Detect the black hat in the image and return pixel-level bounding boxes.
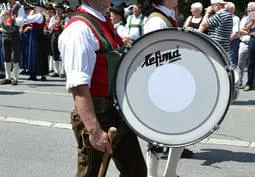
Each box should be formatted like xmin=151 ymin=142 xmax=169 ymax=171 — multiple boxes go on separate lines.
xmin=55 ymin=2 xmax=65 ymax=9
xmin=46 ymin=4 xmax=55 ymax=11
xmin=31 ymin=0 xmax=47 ymax=8
xmin=110 ymin=5 xmax=125 ymax=20
xmin=66 ymin=7 xmax=74 ymax=13
xmin=24 ymin=4 xmax=33 ymax=11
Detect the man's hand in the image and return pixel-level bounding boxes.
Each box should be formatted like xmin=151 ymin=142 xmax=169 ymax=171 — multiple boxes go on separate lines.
xmin=89 ymin=127 xmax=112 ymax=153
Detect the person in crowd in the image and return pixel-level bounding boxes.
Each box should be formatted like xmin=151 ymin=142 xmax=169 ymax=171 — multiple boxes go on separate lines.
xmin=48 ymin=2 xmax=65 ymax=78
xmin=243 ymin=2 xmax=255 ymax=91
xmin=109 ymin=5 xmax=130 ymax=44
xmin=144 ymin=1 xmax=190 ymax=177
xmin=0 ymin=0 xmax=25 ymax=85
xmin=238 ymin=4 xmax=252 ymax=88
xmin=44 ymin=4 xmax=55 ymax=73
xmin=58 ymin=0 xmax=147 ymax=177
xmin=225 ymin=2 xmax=240 ymax=66
xmin=64 ymin=7 xmax=74 ymax=26
xmin=198 ymin=0 xmax=233 ymax=55
xmin=126 ymin=2 xmax=147 ymax=41
xmin=183 ymin=2 xmax=203 ymax=30
xmin=24 ymin=2 xmax=48 ymax=81
xmin=0 ymin=22 xmax=4 ymax=79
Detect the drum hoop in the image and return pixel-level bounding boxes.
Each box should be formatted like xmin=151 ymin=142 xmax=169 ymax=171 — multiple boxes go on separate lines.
xmin=113 ymin=28 xmax=233 ymax=146
xmin=123 ymin=39 xmax=220 ymax=135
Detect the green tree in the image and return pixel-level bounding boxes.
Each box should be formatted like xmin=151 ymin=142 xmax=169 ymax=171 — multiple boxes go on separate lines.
xmin=178 ymin=0 xmax=250 ymax=18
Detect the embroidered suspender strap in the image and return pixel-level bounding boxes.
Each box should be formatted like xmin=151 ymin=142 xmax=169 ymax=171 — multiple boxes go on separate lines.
xmin=73 ymin=13 xmax=113 ymax=52
xmin=148 ymin=12 xmax=173 ymax=27
xmin=128 ymin=15 xmax=145 ymax=36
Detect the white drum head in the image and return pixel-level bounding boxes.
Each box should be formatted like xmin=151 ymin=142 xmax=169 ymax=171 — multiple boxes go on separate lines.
xmin=114 ymin=28 xmax=232 ymax=147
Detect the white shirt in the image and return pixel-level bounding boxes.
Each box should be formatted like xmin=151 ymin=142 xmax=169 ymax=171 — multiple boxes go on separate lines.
xmin=114 ymin=21 xmax=129 ymax=39
xmin=144 ymin=5 xmax=176 ymax=34
xmin=58 ymin=3 xmax=105 ymax=91
xmin=126 ymin=13 xmax=147 ymax=40
xmin=240 ymin=16 xmax=250 ymax=42
xmin=24 ymin=12 xmax=44 ymax=24
xmin=232 ymin=14 xmax=240 ymax=39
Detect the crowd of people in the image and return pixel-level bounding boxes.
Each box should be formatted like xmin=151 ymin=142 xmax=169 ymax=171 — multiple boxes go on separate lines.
xmin=0 ymin=0 xmax=254 ymax=177
xmin=0 ymin=0 xmax=254 ymax=89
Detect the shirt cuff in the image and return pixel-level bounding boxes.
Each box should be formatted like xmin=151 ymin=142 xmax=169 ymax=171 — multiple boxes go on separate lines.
xmin=66 ymin=71 xmax=91 ymax=91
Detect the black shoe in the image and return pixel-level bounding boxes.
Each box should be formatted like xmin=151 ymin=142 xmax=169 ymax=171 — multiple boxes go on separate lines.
xmin=181 ymin=148 xmax=193 ymax=158
xmin=11 ymin=79 xmax=18 ymax=85
xmin=41 ymin=76 xmax=47 ymax=81
xmin=20 ymin=70 xmax=27 ymax=75
xmin=28 ymin=75 xmax=37 ymax=81
xmin=50 ymin=73 xmax=59 ymax=77
xmin=59 ymin=73 xmax=65 ymax=78
xmin=1 ymin=79 xmax=11 ymax=85
xmin=0 ymin=74 xmax=5 ymax=79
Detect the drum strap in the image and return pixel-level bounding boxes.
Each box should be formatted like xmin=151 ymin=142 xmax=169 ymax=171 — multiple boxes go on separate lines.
xmin=148 ymin=11 xmax=178 ymax=28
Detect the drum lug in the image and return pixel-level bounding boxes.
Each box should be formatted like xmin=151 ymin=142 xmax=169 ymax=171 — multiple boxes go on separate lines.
xmin=224 ymin=64 xmax=236 ymax=72
xmin=213 ymin=124 xmax=220 ymax=131
xmin=113 ymin=99 xmax=120 ymax=110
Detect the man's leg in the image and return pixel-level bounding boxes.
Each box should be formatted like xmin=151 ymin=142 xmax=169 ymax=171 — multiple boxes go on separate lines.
xmin=163 ymin=147 xmax=184 ymax=177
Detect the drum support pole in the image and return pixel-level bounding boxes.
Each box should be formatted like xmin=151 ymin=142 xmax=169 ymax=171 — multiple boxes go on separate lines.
xmin=163 ymin=147 xmax=184 ymax=177
xmin=97 ymin=127 xmax=117 ymax=177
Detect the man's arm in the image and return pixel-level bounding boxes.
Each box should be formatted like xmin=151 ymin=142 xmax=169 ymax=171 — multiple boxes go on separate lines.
xmin=198 ymin=6 xmax=213 ymax=32
xmin=70 ymin=84 xmax=112 ymax=153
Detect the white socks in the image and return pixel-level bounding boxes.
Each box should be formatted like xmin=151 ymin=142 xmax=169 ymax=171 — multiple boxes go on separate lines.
xmin=13 ymin=63 xmax=19 ymax=81
xmin=4 ymin=62 xmax=11 ymax=80
xmin=147 ymin=150 xmax=160 ymax=177
xmin=163 ymin=147 xmax=184 ymax=177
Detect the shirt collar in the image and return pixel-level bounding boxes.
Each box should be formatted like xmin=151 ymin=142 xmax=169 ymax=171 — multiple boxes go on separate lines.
xmin=155 ymin=5 xmax=176 ymax=20
xmin=81 ymin=3 xmax=106 ymax=22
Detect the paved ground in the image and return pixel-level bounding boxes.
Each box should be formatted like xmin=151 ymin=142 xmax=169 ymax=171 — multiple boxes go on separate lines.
xmin=0 ymin=74 xmax=254 ymax=177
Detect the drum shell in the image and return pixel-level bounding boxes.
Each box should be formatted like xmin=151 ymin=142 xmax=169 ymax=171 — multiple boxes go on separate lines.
xmin=114 ymin=28 xmax=235 ymax=147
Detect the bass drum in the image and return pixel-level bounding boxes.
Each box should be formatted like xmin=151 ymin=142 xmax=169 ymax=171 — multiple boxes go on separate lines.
xmin=114 ymin=28 xmax=235 ymax=147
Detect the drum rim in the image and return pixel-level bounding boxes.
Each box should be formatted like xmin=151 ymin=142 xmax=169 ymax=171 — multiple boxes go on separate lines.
xmin=113 ymin=28 xmax=233 ymax=147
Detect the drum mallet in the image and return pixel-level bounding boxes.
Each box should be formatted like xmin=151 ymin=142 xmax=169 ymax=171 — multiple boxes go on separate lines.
xmin=97 ymin=127 xmax=117 ymax=177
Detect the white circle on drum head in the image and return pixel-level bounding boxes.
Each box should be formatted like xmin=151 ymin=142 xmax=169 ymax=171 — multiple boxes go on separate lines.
xmin=148 ymin=64 xmax=196 ymax=112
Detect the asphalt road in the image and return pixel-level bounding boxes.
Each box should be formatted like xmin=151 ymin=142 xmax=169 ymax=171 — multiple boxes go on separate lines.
xmin=0 ymin=74 xmax=255 ymax=177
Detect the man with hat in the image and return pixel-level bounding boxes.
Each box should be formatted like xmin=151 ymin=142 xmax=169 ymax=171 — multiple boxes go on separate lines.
xmin=0 ymin=0 xmax=25 ymax=85
xmin=198 ymin=0 xmax=233 ymax=55
xmin=48 ymin=2 xmax=65 ymax=78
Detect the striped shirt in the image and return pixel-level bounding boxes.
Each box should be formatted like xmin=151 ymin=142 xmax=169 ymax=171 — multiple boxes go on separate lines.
xmin=207 ymin=9 xmax=233 ymax=52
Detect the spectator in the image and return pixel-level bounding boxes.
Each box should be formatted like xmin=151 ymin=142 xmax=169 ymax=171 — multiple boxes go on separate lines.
xmin=125 ymin=2 xmax=147 ymax=41
xmin=226 ymin=2 xmax=240 ymax=66
xmin=243 ymin=2 xmax=255 ymax=91
xmin=184 ymin=2 xmax=203 ymax=30
xmin=238 ymin=6 xmax=251 ymax=88
xmin=198 ymin=0 xmax=233 ymax=55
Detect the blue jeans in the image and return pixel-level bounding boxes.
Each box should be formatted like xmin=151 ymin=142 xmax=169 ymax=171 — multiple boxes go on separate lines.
xmin=230 ymin=38 xmax=240 ymax=65
xmin=246 ymin=37 xmax=255 ymax=87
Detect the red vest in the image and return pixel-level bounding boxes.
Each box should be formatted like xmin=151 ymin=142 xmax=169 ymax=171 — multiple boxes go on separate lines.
xmin=66 ymin=8 xmax=123 ymax=97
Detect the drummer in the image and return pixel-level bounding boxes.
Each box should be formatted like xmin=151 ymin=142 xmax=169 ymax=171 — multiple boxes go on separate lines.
xmin=143 ymin=0 xmax=191 ymax=177
xmin=58 ymin=0 xmax=147 ymax=177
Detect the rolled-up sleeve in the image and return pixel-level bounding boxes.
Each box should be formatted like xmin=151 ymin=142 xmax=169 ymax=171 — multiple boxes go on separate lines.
xmin=58 ymin=20 xmax=99 ymax=91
